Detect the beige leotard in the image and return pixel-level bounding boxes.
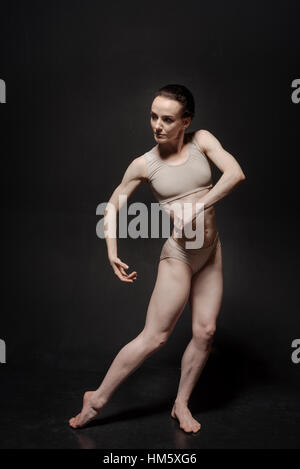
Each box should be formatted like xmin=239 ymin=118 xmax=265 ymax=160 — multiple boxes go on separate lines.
xmin=143 ymin=131 xmax=213 ymax=206
xmin=143 ymin=131 xmax=220 ymax=275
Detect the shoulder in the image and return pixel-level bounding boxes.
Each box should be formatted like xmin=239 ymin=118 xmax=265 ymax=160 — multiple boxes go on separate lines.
xmin=193 ymin=129 xmax=222 ymax=153
xmin=125 ymin=154 xmax=148 ymax=182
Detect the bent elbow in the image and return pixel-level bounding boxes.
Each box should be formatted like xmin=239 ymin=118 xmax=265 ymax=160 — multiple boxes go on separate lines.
xmin=233 ymin=170 xmax=246 ymax=182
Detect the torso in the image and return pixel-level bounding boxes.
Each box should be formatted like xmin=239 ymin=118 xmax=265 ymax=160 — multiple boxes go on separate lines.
xmin=141 ymin=131 xmax=218 ymax=248
xmin=168 ymin=189 xmax=217 ymax=248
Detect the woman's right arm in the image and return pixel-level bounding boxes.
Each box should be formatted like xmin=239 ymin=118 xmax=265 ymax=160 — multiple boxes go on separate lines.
xmin=104 ymin=155 xmax=148 ymax=283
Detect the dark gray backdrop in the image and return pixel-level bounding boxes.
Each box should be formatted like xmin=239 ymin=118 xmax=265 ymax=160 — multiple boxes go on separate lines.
xmin=1 ymin=1 xmax=299 ymax=397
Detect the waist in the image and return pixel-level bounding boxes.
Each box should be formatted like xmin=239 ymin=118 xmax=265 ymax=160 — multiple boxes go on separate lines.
xmin=159 ymin=184 xmax=213 ymax=206
xmin=171 ymin=230 xmax=219 ymax=251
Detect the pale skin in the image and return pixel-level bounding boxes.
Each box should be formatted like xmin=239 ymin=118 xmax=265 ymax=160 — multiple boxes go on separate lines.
xmin=69 ymin=96 xmax=246 ymax=433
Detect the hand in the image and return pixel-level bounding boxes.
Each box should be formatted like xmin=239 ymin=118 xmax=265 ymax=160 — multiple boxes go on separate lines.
xmin=109 ymin=256 xmax=137 ymax=283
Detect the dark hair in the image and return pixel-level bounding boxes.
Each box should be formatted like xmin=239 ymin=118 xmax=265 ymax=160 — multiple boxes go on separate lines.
xmin=153 ymin=84 xmax=195 ymax=120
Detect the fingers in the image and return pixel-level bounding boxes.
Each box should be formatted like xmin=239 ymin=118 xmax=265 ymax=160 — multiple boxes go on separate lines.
xmin=113 ymin=259 xmax=138 ymax=283
xmin=119 ymin=268 xmax=137 ymax=282
xmin=115 ymin=270 xmax=137 ymax=282
xmin=126 ymin=271 xmax=137 ymax=282
xmin=114 ymin=269 xmax=132 ymax=282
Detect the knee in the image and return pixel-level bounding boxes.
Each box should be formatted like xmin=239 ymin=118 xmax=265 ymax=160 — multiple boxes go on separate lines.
xmin=192 ymin=323 xmax=216 ymax=349
xmin=152 ymin=331 xmax=170 ymax=349
xmin=142 ymin=330 xmax=170 ymax=351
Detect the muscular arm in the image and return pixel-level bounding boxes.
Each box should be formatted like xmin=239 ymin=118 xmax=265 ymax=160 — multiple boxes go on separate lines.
xmin=194 ymin=129 xmax=246 ymax=211
xmin=104 ymin=155 xmax=147 ymax=260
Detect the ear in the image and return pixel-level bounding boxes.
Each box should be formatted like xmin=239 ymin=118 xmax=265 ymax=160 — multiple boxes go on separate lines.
xmin=183 ymin=117 xmax=192 ymax=128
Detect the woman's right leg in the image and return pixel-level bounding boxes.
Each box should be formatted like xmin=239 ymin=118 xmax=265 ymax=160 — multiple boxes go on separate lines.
xmin=69 ymin=256 xmax=193 ymax=428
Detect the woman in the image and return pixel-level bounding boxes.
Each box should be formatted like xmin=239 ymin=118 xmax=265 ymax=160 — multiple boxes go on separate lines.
xmin=69 ymin=84 xmax=246 ymax=433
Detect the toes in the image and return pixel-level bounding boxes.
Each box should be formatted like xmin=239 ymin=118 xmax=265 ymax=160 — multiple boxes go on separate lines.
xmin=70 ymin=413 xmax=81 ymax=428
xmin=74 ymin=415 xmax=81 ymax=427
xmin=69 ymin=418 xmax=76 ymax=428
xmin=180 ymin=425 xmax=192 ymax=433
xmin=179 ymin=421 xmax=201 ymax=433
xmin=192 ymin=423 xmax=201 ymax=433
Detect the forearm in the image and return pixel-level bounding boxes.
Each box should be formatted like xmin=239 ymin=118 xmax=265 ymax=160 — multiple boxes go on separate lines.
xmin=199 ymin=171 xmax=245 ymax=211
xmin=103 ymin=183 xmax=131 ymax=260
xmin=105 ymin=236 xmax=117 ymax=260
xmin=104 ymin=206 xmax=118 ymax=259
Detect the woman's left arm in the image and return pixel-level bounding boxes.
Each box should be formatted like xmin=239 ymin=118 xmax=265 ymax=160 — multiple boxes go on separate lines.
xmin=195 ymin=129 xmax=246 ymax=210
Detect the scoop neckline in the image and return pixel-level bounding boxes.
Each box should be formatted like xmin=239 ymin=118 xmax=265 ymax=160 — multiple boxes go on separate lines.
xmin=154 ymin=136 xmax=193 ymax=167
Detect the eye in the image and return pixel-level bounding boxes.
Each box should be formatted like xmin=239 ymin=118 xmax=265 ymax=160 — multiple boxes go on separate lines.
xmin=150 ymin=114 xmax=173 ymax=123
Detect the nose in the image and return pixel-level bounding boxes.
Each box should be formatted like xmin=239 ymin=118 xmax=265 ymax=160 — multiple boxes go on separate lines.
xmin=155 ymin=119 xmax=163 ymax=131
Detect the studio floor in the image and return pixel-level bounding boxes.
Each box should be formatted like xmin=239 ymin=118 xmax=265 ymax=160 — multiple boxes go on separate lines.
xmin=1 ymin=356 xmax=300 ymax=449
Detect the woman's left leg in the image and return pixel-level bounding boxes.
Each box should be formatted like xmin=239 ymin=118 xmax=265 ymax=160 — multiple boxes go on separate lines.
xmin=171 ymin=241 xmax=223 ymax=433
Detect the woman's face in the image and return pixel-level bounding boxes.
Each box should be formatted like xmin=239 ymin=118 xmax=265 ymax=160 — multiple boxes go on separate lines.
xmin=150 ymin=96 xmax=190 ymax=142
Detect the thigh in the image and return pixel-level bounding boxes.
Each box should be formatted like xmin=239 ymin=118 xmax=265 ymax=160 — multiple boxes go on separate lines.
xmin=189 ymin=241 xmax=223 ymax=330
xmin=143 ymin=257 xmax=193 ymax=337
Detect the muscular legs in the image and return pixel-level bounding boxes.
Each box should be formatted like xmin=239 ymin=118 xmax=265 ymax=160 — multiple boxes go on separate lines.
xmin=69 ymin=256 xmax=193 ymax=428
xmin=69 ymin=243 xmax=223 ymax=432
xmin=171 ymin=242 xmax=223 ymax=431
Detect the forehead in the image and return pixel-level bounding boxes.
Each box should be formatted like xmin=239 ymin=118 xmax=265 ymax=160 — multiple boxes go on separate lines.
xmin=151 ymin=96 xmax=181 ymax=116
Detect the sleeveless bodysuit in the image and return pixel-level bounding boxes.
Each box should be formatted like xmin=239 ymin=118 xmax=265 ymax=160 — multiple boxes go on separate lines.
xmin=143 ymin=131 xmax=221 ymax=275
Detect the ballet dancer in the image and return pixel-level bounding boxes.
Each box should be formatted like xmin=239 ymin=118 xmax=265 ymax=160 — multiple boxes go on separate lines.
xmin=69 ymin=84 xmax=246 ymax=433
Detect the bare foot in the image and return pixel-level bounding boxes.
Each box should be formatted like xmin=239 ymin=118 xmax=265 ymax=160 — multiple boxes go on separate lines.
xmin=69 ymin=391 xmax=106 ymax=429
xmin=171 ymin=402 xmax=201 ymax=433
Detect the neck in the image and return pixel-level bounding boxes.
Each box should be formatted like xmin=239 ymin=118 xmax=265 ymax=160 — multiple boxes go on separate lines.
xmin=157 ymin=131 xmax=187 ymax=157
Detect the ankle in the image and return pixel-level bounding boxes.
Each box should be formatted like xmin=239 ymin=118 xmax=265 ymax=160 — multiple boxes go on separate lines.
xmin=174 ymin=398 xmax=189 ymax=407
